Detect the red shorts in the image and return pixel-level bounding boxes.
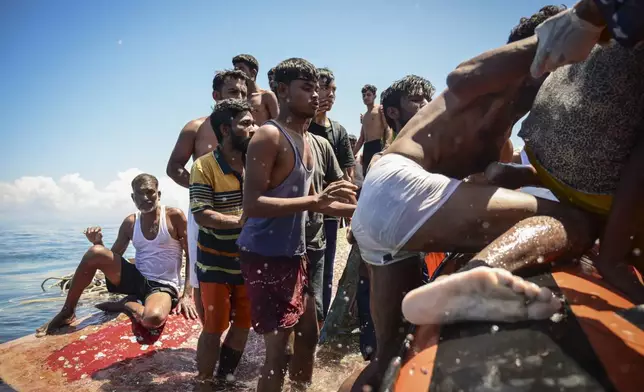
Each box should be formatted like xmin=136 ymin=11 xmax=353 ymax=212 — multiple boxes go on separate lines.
xmin=239 ymin=251 xmax=308 ymax=335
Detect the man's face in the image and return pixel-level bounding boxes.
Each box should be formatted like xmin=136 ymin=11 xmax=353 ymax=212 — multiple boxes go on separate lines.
xmin=227 ymin=111 xmax=256 ymax=153
xmin=319 ymin=79 xmax=337 ymax=112
xmin=362 ymin=90 xmax=375 ymax=105
xmin=131 ymin=182 xmax=160 ymax=213
xmin=234 ymin=62 xmax=257 ymax=81
xmin=282 ymin=79 xmax=319 ymax=118
xmin=214 ymin=77 xmax=248 ymax=101
xmin=399 ymin=92 xmax=429 ymax=127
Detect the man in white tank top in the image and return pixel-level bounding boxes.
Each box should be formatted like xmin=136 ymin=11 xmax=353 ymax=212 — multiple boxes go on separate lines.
xmin=36 ymin=174 xmax=198 ymax=337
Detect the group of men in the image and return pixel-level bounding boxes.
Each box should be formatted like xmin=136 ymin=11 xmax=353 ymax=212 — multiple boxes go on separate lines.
xmin=36 ymin=1 xmax=644 ymax=391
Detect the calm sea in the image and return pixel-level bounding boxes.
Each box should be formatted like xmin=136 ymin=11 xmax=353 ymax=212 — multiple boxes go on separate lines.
xmin=0 ymin=224 xmax=134 ymax=343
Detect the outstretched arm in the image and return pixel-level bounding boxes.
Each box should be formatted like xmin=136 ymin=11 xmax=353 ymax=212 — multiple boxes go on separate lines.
xmin=166 ymin=120 xmax=202 ymax=188
xmin=446 ymin=36 xmax=538 ymax=106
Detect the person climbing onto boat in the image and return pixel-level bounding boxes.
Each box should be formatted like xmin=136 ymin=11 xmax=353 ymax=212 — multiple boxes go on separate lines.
xmin=238 ymin=58 xmax=357 ymax=392
xmin=233 ymin=54 xmax=279 ymax=126
xmin=36 ymin=174 xmax=198 ymax=337
xmin=348 ymin=6 xmax=591 ymax=390
xmin=166 ymin=69 xmax=249 ymax=323
xmin=190 ymin=99 xmax=257 ymax=382
xmin=353 ymin=84 xmax=392 ymax=176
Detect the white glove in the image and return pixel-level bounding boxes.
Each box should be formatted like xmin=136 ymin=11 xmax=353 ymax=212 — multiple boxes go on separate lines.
xmin=530 ymin=8 xmax=604 ymax=78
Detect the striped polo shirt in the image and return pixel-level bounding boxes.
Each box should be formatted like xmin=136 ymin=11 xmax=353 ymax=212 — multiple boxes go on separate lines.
xmin=189 ymin=148 xmax=244 ymax=285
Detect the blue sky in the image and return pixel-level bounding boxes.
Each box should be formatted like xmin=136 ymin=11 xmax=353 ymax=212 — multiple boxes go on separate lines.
xmin=0 ymin=0 xmax=571 ymax=223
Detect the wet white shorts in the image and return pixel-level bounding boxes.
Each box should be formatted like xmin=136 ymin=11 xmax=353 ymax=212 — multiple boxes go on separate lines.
xmin=187 ymin=209 xmax=199 ymax=288
xmin=351 ymin=153 xmax=461 ymax=265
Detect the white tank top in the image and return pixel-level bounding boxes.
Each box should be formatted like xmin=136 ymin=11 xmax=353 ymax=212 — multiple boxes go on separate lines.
xmin=132 ymin=205 xmax=183 ymax=290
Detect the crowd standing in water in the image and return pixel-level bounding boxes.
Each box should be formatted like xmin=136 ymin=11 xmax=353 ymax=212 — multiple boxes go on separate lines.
xmin=35 ymin=0 xmax=644 ymax=391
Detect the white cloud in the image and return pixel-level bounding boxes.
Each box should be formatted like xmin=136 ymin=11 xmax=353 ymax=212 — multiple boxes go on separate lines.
xmin=0 ymin=169 xmax=188 ymax=225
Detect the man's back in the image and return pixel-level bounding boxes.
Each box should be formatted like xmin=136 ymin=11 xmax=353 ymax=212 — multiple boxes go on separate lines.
xmin=248 ymin=89 xmax=277 ymax=126
xmin=520 ymin=42 xmax=644 ymax=194
xmin=193 ymin=118 xmax=219 ymax=159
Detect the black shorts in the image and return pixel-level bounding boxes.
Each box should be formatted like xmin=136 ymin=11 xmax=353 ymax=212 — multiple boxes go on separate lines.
xmin=106 ymin=257 xmax=179 ymax=309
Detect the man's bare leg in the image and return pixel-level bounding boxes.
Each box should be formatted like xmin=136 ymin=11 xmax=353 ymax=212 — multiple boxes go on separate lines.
xmin=139 ymin=292 xmax=172 ymax=329
xmin=196 ymin=331 xmax=222 ymax=380
xmin=36 ymin=245 xmax=123 ymax=336
xmin=258 ymin=329 xmax=292 ymax=392
xmin=349 ymin=256 xmax=423 ymax=392
xmin=404 ymin=183 xmax=596 ymax=257
xmin=402 ymin=267 xmax=561 ymax=325
xmin=289 ymin=295 xmax=319 ymax=390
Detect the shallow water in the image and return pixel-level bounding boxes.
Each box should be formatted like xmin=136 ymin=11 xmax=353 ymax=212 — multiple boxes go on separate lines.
xmin=0 ymin=223 xmax=364 ymax=391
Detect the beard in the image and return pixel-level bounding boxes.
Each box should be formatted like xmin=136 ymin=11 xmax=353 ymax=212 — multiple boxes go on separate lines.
xmin=138 ymin=202 xmax=158 ymax=214
xmin=232 ymin=134 xmax=251 ymax=154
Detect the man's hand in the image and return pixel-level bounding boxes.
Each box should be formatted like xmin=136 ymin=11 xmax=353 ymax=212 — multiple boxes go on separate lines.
xmin=174 ymin=295 xmax=198 ymax=320
xmin=315 ymin=180 xmax=358 ymax=209
xmin=346 ymin=228 xmax=356 ymax=245
xmin=84 ymin=227 xmax=104 ymax=245
xmin=531 ymin=7 xmax=604 ymax=78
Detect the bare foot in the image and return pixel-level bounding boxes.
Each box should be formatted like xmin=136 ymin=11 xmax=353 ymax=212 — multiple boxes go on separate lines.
xmin=401 ymin=267 xmax=561 ymax=325
xmin=36 ymin=309 xmax=76 ymax=337
xmin=95 ymin=295 xmax=137 ymax=313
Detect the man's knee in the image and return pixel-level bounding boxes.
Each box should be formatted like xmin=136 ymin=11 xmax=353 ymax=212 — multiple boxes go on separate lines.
xmin=82 ymin=245 xmax=112 ymax=266
xmin=142 ymin=307 xmax=168 ymax=329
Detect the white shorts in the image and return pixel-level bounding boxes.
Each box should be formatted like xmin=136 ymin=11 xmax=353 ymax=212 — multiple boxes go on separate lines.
xmin=187 ymin=209 xmax=199 ymax=288
xmin=351 ymin=153 xmax=461 ymax=265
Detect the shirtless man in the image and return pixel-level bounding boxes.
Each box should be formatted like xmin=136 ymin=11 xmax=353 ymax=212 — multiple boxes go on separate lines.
xmin=350 ymin=6 xmax=582 ymax=390
xmin=36 ymin=174 xmax=198 ymax=336
xmin=166 ymin=69 xmax=248 ymax=321
xmin=238 ymin=58 xmax=356 ymax=392
xmin=233 ymin=54 xmax=279 ymax=126
xmin=353 ymin=84 xmax=392 ymax=176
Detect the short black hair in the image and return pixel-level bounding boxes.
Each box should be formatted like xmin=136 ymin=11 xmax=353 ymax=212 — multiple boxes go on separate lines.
xmin=318 ymin=67 xmax=335 ymax=88
xmin=508 ymin=5 xmax=566 ymax=43
xmin=381 ymin=75 xmax=436 ymax=129
xmin=131 ymin=173 xmax=158 ymax=190
xmin=209 ymin=99 xmax=253 ymax=144
xmin=273 ymin=58 xmax=319 ymax=99
xmin=348 ymin=134 xmax=357 ymax=144
xmin=267 ymin=67 xmax=277 ymax=94
xmin=212 ymin=69 xmax=247 ymax=93
xmin=232 ymin=54 xmax=259 ymax=73
xmin=361 ymin=84 xmax=377 ymax=95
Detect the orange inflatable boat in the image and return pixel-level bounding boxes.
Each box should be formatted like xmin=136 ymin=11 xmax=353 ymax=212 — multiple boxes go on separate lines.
xmin=390 ymin=258 xmax=644 ymax=392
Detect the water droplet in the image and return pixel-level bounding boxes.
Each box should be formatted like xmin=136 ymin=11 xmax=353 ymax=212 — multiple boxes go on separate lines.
xmin=337 ymin=343 xmax=343 ymax=349
xmin=393 ymin=357 xmax=402 ymax=366
xmin=365 ymin=346 xmax=373 ymax=354
xmin=292 ymin=185 xmax=299 ymax=192
xmin=268 ymin=230 xmax=273 ymax=235
xmin=550 ymin=313 xmax=564 ymax=323
xmin=427 ymin=134 xmax=431 ymax=138
xmin=208 ymin=305 xmax=214 ymax=311
xmin=360 ymin=279 xmax=364 ymax=284
xmin=253 ymin=157 xmax=256 ymax=160
xmin=270 ymin=369 xmax=275 ymax=375
xmin=633 ymin=248 xmax=641 ymax=257
xmin=515 ymin=358 xmax=522 ymax=367
xmin=537 ymin=256 xmax=545 ymax=263
xmin=481 ymin=221 xmax=490 ymax=229
xmin=207 ymin=144 xmax=212 ymax=149
xmin=286 ymin=117 xmax=292 ymax=123
xmin=226 ymin=374 xmax=235 ymax=382
xmin=595 ymin=239 xmax=600 ymax=245
xmin=257 ymin=269 xmax=262 ymax=274
xmin=362 ymin=386 xmax=373 ymax=392
xmin=273 ymin=330 xmax=278 ymax=335
xmin=409 ymin=368 xmax=415 ymax=376
xmin=298 ymin=332 xmax=302 ymax=336
xmin=343 ymin=296 xmax=350 ymax=302
xmin=406 ymin=334 xmax=414 ymax=341
xmin=455 ymin=358 xmax=460 ymax=364
xmin=264 ymin=263 xmax=269 ymax=268
xmin=491 ymin=325 xmax=499 ymax=333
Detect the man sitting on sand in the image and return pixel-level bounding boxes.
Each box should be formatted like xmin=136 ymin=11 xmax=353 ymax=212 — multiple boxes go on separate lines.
xmin=166 ymin=69 xmax=249 ymax=323
xmin=37 ymin=174 xmax=197 ymax=337
xmin=350 ymin=6 xmax=586 ymax=390
xmin=233 ymin=54 xmax=279 ymax=126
